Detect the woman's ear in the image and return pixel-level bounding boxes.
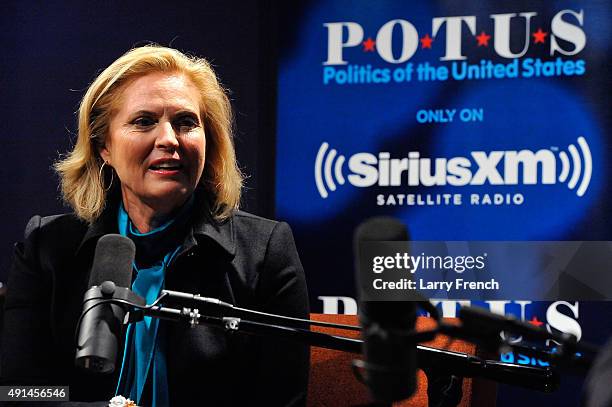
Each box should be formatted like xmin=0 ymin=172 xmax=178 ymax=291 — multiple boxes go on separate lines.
xmin=98 ymin=143 xmax=111 ymax=165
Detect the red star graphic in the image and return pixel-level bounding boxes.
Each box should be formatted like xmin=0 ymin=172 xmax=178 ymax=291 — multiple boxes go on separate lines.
xmin=528 ymin=316 xmax=544 ymax=327
xmin=420 ymin=33 xmax=433 ymax=49
xmin=362 ymin=37 xmax=376 ymax=52
xmin=532 ymin=28 xmax=548 ymax=44
xmin=476 ymin=31 xmax=491 ymax=47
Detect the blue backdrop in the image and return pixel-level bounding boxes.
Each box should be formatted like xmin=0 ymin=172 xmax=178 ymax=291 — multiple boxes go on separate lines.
xmin=276 ymin=1 xmax=612 ymax=406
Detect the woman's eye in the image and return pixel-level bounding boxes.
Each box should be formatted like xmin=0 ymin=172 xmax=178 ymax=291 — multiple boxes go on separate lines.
xmin=132 ymin=117 xmax=156 ymax=127
xmin=175 ymin=116 xmax=200 ymax=131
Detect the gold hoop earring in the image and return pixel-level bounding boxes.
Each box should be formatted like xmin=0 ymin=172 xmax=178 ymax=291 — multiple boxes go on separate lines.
xmin=99 ymin=161 xmax=114 ymax=192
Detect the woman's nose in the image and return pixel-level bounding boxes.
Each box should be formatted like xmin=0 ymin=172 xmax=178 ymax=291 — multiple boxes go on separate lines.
xmin=155 ymin=121 xmax=180 ymax=150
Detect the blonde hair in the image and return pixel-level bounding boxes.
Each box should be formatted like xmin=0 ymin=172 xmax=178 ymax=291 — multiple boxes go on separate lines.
xmin=55 ymin=45 xmax=243 ymax=223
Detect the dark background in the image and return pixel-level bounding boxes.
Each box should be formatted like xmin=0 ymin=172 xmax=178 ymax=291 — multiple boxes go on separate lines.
xmin=0 ymin=0 xmax=279 ymax=279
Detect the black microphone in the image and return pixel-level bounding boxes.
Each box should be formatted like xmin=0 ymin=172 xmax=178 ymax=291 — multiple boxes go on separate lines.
xmin=75 ymin=234 xmax=135 ymax=373
xmin=353 ymin=217 xmax=417 ymax=403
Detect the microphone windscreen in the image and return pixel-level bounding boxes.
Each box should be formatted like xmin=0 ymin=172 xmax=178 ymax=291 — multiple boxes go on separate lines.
xmin=353 ymin=216 xmax=417 ymax=402
xmin=89 ymin=234 xmax=135 ymax=288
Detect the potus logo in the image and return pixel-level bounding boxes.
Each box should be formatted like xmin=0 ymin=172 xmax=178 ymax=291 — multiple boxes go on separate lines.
xmin=324 ymin=9 xmax=586 ymax=65
xmin=322 ymin=10 xmax=587 ymax=86
xmin=314 ymin=137 xmax=592 ymax=199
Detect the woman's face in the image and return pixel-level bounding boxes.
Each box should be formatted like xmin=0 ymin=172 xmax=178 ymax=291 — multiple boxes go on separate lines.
xmin=100 ymin=72 xmax=206 ymax=215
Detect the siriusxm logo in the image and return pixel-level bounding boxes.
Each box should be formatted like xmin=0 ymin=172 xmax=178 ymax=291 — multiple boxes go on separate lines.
xmin=314 ymin=137 xmax=592 ymax=198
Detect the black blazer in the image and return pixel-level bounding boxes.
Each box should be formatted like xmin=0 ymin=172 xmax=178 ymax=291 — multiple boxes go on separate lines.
xmin=1 ymin=199 xmax=310 ymax=406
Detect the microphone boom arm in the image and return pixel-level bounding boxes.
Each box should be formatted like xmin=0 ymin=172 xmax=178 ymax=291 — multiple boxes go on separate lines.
xmin=128 ymin=303 xmax=560 ymax=393
xmin=83 ymin=283 xmax=560 ymax=393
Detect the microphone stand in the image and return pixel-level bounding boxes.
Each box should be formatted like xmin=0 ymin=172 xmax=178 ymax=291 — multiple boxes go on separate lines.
xmin=153 ymin=289 xmax=587 ymax=382
xmin=125 ymin=299 xmax=560 ymax=393
xmin=87 ymin=284 xmax=592 ymax=405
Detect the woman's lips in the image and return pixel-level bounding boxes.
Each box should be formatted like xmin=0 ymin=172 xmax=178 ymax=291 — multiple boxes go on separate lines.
xmin=149 ymin=168 xmax=181 ymax=175
xmin=148 ymin=159 xmax=183 ymax=175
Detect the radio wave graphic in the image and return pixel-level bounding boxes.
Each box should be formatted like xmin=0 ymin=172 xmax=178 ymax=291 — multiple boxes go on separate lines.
xmin=315 ymin=142 xmax=345 ymax=199
xmin=557 ymin=136 xmax=592 ymax=197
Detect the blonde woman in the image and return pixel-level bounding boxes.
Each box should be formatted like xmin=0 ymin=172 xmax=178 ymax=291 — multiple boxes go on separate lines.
xmin=2 ymin=45 xmax=309 ymax=406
